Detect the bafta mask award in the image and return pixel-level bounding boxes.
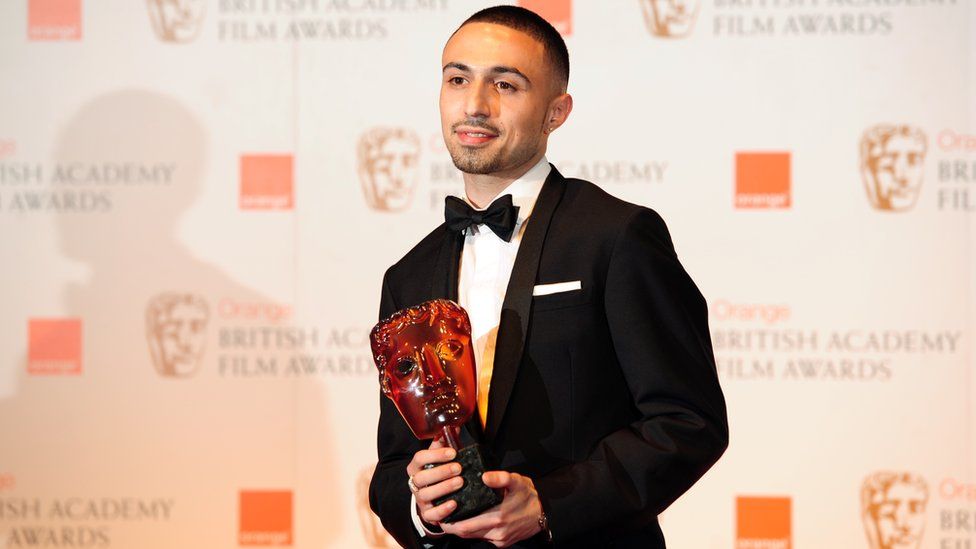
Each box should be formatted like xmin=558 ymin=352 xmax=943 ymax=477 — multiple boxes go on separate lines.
xmin=370 ymin=299 xmax=502 ymax=522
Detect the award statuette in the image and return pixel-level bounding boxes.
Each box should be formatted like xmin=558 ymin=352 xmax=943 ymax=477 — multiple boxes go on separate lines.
xmin=370 ymin=299 xmax=502 ymax=523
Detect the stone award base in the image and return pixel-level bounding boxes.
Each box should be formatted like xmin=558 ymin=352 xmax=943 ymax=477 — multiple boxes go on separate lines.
xmin=426 ymin=443 xmax=503 ymax=523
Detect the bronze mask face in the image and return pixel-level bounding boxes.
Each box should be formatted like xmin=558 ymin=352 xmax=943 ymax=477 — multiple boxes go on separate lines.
xmin=370 ymin=299 xmax=477 ymax=440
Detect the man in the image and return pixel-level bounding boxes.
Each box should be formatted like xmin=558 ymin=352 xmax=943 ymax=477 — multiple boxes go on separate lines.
xmin=369 ymin=6 xmax=728 ymax=548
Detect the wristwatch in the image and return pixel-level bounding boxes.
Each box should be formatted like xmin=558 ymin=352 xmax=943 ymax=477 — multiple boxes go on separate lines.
xmin=538 ymin=511 xmax=553 ymax=543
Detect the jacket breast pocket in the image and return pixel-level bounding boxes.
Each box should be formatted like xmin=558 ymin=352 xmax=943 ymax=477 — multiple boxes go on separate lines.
xmin=531 ymin=284 xmax=591 ymax=313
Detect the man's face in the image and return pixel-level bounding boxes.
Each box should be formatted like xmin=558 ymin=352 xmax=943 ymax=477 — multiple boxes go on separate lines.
xmin=868 ymin=134 xmax=926 ymax=210
xmin=440 ymin=23 xmax=555 ymax=178
xmin=155 ymin=302 xmax=208 ymax=376
xmin=372 ymin=305 xmax=477 ymax=440
xmin=869 ymin=483 xmax=928 ymax=549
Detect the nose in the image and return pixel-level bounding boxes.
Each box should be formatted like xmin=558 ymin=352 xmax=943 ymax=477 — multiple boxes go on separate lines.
xmin=176 ymin=323 xmax=192 ymax=348
xmin=893 ymin=155 xmax=908 ymax=183
xmin=464 ymin=80 xmax=491 ymax=120
xmin=420 ymin=345 xmax=447 ymax=383
xmin=891 ymin=504 xmax=913 ymax=533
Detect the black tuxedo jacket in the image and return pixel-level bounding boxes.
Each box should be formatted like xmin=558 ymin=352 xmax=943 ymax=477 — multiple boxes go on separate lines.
xmin=369 ymin=167 xmax=728 ymax=548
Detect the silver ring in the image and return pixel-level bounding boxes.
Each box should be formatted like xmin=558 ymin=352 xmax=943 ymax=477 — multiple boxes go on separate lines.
xmin=407 ymin=476 xmax=420 ymax=493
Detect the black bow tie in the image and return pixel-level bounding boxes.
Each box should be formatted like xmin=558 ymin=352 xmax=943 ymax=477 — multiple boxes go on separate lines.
xmin=444 ymin=194 xmax=520 ymax=242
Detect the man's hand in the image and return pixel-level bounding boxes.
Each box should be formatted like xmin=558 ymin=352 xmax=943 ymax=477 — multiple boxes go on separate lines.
xmin=407 ymin=437 xmax=463 ymax=529
xmin=441 ymin=471 xmax=544 ymax=548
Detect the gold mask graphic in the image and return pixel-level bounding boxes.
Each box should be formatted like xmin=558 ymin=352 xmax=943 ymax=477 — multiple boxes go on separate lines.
xmin=358 ymin=128 xmax=421 ymax=212
xmin=860 ymin=125 xmax=927 ymax=212
xmin=861 ymin=472 xmax=929 ymax=549
xmin=640 ymin=0 xmax=700 ymax=38
xmin=147 ymin=0 xmax=206 ymax=43
xmin=146 ymin=293 xmax=209 ymax=378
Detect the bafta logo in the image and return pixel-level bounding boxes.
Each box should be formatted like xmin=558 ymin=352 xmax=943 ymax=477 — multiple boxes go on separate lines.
xmin=640 ymin=0 xmax=700 ymax=38
xmin=146 ymin=293 xmax=209 ymax=378
xmin=860 ymin=125 xmax=928 ymax=212
xmin=861 ymin=471 xmax=929 ymax=549
xmin=146 ymin=0 xmax=206 ymax=43
xmin=357 ymin=127 xmax=421 ymax=212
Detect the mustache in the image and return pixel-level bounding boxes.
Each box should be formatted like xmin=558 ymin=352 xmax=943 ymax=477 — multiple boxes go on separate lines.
xmin=452 ymin=119 xmax=500 ymax=134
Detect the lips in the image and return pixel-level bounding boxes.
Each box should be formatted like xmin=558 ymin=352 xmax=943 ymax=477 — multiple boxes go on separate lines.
xmin=454 ymin=125 xmax=498 ymax=146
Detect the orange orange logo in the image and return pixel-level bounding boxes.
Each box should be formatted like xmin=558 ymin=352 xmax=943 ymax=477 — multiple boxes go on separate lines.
xmin=239 ymin=490 xmax=293 ymax=546
xmin=240 ymin=154 xmax=294 ymax=210
xmin=639 ymin=0 xmax=699 ymax=38
xmin=357 ymin=128 xmax=420 ymax=212
xmin=518 ymin=0 xmax=572 ymax=36
xmin=146 ymin=0 xmax=206 ymax=43
xmin=146 ymin=293 xmax=209 ymax=378
xmin=28 ymin=318 xmax=82 ymax=375
xmin=735 ymin=152 xmax=791 ymax=209
xmin=861 ymin=472 xmax=929 ymax=549
xmin=736 ymin=496 xmax=791 ymax=549
xmin=860 ymin=125 xmax=927 ymax=212
xmin=29 ymin=0 xmax=82 ymax=41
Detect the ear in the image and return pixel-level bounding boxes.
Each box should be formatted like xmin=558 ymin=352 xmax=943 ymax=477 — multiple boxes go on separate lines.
xmin=380 ymin=374 xmax=392 ymax=396
xmin=544 ymin=93 xmax=573 ymax=134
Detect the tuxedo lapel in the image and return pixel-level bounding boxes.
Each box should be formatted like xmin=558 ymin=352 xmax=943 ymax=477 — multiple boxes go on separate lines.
xmin=430 ymin=226 xmax=462 ymax=303
xmin=484 ymin=166 xmax=565 ymax=441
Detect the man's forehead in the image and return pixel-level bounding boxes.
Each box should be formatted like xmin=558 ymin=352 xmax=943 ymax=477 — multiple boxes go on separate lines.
xmin=442 ymin=22 xmax=545 ymax=72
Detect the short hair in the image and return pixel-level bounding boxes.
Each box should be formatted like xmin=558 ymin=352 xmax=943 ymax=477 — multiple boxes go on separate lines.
xmin=457 ymin=5 xmax=570 ymax=92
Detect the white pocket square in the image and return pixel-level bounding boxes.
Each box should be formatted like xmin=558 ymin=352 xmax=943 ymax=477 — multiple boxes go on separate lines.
xmin=532 ymin=280 xmax=582 ymax=296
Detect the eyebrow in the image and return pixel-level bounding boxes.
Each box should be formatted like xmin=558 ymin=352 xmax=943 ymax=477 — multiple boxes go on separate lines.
xmin=442 ymin=62 xmax=532 ymax=86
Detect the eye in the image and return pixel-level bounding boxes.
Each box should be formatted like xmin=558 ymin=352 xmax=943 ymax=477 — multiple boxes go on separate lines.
xmin=448 ymin=76 xmax=466 ymax=86
xmin=395 ymin=358 xmax=416 ymax=377
xmin=436 ymin=339 xmax=463 ymax=361
xmin=495 ymin=81 xmax=515 ymax=92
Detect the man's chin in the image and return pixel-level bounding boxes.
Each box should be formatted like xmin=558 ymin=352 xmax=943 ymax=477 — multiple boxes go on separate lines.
xmin=449 ymin=153 xmax=501 ymax=175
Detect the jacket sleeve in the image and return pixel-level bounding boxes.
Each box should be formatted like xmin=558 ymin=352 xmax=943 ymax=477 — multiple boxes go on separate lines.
xmin=367 ymin=270 xmax=446 ymax=549
xmin=533 ymin=207 xmax=729 ymax=543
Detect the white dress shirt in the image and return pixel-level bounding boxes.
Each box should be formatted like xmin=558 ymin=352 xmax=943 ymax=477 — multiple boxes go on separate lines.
xmin=410 ymin=156 xmax=551 ymax=539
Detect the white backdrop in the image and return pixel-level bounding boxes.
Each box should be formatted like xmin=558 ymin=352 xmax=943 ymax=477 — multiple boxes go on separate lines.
xmin=0 ymin=1 xmax=973 ymax=547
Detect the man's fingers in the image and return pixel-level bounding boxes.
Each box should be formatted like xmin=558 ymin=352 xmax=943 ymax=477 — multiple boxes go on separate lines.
xmin=428 ymin=437 xmax=447 ymax=450
xmin=481 ymin=470 xmax=513 ymax=489
xmin=407 ymin=447 xmax=457 ymax=477
xmin=413 ymin=460 xmax=461 ymax=492
xmin=417 ymin=474 xmax=464 ymax=504
xmin=420 ymin=498 xmax=457 ymax=524
xmin=446 ymin=505 xmax=502 ymax=535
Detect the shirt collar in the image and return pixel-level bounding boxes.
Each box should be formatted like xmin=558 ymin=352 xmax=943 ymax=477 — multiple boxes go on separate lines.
xmin=463 ymin=156 xmax=551 ymax=227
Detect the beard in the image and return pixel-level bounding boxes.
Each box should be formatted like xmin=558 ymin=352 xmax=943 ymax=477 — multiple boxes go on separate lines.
xmin=445 ymin=119 xmax=543 ymax=175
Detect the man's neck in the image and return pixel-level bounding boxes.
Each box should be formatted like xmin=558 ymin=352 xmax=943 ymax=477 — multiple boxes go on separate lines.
xmin=462 ymin=150 xmax=546 ymax=208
